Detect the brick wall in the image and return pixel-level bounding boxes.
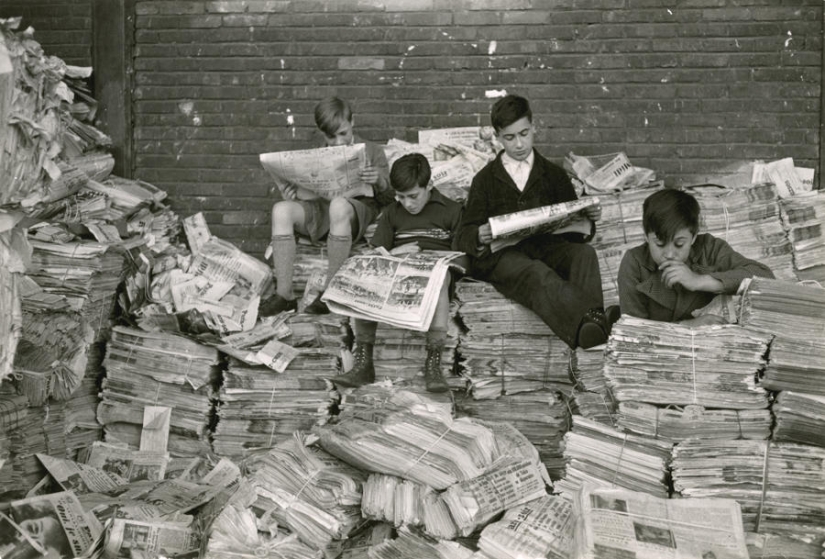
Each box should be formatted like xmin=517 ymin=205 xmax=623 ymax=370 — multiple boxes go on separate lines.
xmin=110 ymin=1 xmax=825 ymax=255
xmin=0 ymin=0 xmax=92 ymax=66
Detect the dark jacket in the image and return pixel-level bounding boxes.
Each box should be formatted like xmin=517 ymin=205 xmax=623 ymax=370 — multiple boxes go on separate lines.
xmin=618 ymin=233 xmax=776 ymax=322
xmin=455 ymin=149 xmax=580 ymax=276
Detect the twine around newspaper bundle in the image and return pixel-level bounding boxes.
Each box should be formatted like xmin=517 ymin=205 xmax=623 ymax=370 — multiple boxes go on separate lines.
xmin=754 ymin=441 xmax=771 ymax=533
xmin=690 ymin=330 xmax=699 ymax=405
xmin=400 ymin=424 xmax=453 ymax=480
xmin=616 ymin=190 xmax=628 ymax=244
xmin=58 ymin=243 xmax=83 ymax=287
xmin=611 ymin=432 xmax=628 ymax=488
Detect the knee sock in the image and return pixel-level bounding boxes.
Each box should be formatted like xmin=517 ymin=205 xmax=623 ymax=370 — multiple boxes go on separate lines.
xmin=271 ymin=234 xmax=296 ymax=300
xmin=325 ymin=233 xmax=352 ymax=289
xmin=426 ymin=327 xmax=447 ymax=349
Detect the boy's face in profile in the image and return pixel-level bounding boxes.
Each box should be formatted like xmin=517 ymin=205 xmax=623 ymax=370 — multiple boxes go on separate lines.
xmin=645 ymin=227 xmax=696 ymax=267
xmin=324 ymin=120 xmax=354 ymax=147
xmin=495 ymin=116 xmax=534 ymax=161
xmin=395 ymin=184 xmax=431 ymax=215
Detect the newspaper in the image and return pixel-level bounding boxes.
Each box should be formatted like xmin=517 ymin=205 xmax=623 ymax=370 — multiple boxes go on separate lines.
xmin=575 ymin=485 xmax=749 ymax=559
xmin=260 ymin=143 xmax=371 ymax=200
xmin=183 ymin=212 xmax=211 ymax=255
xmin=488 ymin=197 xmax=599 ymax=252
xmin=85 ymin=441 xmax=169 ymax=482
xmin=7 ymin=491 xmax=103 ymax=559
xmin=255 ymin=338 xmax=299 ymax=372
xmin=751 ymin=157 xmax=808 ymax=198
xmin=103 ymin=518 xmax=200 ymax=559
xmin=36 ymin=453 xmax=127 ymax=494
xmin=321 ymin=248 xmax=463 ymax=331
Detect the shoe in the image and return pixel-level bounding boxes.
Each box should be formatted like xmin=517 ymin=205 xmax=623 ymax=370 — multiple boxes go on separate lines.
xmin=423 ymin=346 xmax=449 ymax=393
xmin=305 ymin=293 xmax=330 ymax=315
xmin=259 ymin=294 xmax=297 ymax=317
xmin=576 ymin=307 xmax=609 ymax=349
xmin=333 ymin=343 xmax=375 ymax=389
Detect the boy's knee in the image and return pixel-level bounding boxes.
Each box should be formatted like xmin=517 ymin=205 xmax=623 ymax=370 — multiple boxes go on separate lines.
xmin=328 ymin=197 xmax=355 ymax=225
xmin=271 ymin=200 xmax=302 ymax=232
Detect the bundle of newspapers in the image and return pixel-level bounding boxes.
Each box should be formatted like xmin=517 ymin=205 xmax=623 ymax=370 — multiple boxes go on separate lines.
xmin=0 ymin=225 xmax=24 ymax=384
xmin=616 ymin=401 xmax=771 ymax=442
xmin=746 ymin=531 xmax=825 ymax=559
xmin=12 ymin=311 xmax=93 ymax=405
xmin=573 ymin=485 xmax=750 ymax=559
xmin=456 ymin=391 xmax=570 ymax=480
xmin=250 ymin=432 xmax=366 ymax=552
xmin=690 ymin=183 xmax=797 ymax=280
xmin=780 ymin=190 xmax=825 ymax=281
xmin=772 ymin=391 xmax=825 ymax=448
xmin=455 ymin=279 xmax=573 ymax=399
xmin=0 ymin=391 xmax=29 ymax=493
xmin=738 ymin=276 xmax=825 ymax=347
xmin=564 ymin=151 xmax=658 ymax=196
xmin=569 ymin=347 xmax=617 ymax=427
xmin=672 ymin=439 xmax=825 ymax=539
xmin=322 ymin=248 xmax=462 ymax=331
xmin=365 ymin=526 xmax=475 ymax=559
xmin=371 ymin=321 xmax=460 ymax=387
xmin=761 ymin=335 xmax=825 ymax=396
xmin=604 ymin=316 xmax=772 ymax=409
xmin=557 ymin=416 xmax=672 ymax=498
xmin=589 ymin=184 xmax=662 ymax=249
xmin=213 ymin=357 xmax=337 ymax=459
xmin=475 ymin=494 xmax=576 ymax=559
xmin=99 ymin=326 xmax=219 ymax=457
xmin=65 ymin=341 xmax=107 ymax=459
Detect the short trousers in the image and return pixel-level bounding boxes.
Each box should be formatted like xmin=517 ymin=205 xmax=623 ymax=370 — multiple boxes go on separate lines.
xmin=299 ymin=196 xmax=380 ymax=244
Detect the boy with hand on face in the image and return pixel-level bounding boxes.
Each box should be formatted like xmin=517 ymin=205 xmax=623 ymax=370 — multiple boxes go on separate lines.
xmin=618 ymin=188 xmax=775 ymax=326
xmin=261 ymin=96 xmax=392 ymax=317
xmin=455 ymin=94 xmax=617 ymax=349
xmin=333 ymin=153 xmax=463 ymax=393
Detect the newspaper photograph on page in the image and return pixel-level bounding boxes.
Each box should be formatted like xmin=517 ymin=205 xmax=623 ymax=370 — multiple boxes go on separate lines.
xmin=7 ymin=491 xmax=102 ymax=559
xmin=260 ymin=143 xmax=370 ymax=200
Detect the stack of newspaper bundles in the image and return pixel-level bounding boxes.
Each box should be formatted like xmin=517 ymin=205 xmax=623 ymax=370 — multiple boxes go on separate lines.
xmin=556 ymin=416 xmax=672 ymax=498
xmin=249 ymin=432 xmax=366 ymax=553
xmin=570 ymin=346 xmax=618 ymax=428
xmin=99 ymin=326 xmax=219 ymax=457
xmin=780 ymin=190 xmax=825 ymax=281
xmin=573 ymin=485 xmax=750 ymax=559
xmin=605 ymin=317 xmax=772 ymax=411
xmin=691 ymin=183 xmax=797 ymax=280
xmin=455 ymin=279 xmax=572 ymax=400
xmin=672 ymin=439 xmax=825 ymax=540
xmin=370 ymin=320 xmax=461 ymax=388
xmin=456 ymin=390 xmax=570 ymax=481
xmin=0 ymin=391 xmax=30 ymax=493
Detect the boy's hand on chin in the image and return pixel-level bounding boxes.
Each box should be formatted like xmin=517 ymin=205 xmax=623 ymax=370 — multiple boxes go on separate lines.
xmin=659 ymin=260 xmax=702 ymax=290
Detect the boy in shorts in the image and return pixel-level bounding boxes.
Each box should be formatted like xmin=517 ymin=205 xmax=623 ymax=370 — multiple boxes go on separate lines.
xmin=333 ymin=153 xmax=463 ymax=393
xmin=261 ymin=97 xmax=392 ymax=316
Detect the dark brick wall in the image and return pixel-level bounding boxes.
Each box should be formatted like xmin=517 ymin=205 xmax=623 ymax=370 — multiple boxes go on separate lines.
xmin=0 ymin=0 xmax=92 ymax=66
xmin=7 ymin=1 xmax=824 ymax=257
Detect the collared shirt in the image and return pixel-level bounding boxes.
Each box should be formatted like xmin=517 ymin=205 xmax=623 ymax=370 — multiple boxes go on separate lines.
xmin=501 ymin=150 xmax=535 ymax=192
xmin=617 ymin=233 xmax=776 ymax=322
xmin=370 ymin=188 xmax=463 ymax=252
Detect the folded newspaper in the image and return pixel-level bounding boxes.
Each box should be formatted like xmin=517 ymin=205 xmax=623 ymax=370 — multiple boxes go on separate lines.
xmin=260 ymin=143 xmax=371 ymax=200
xmin=322 ymin=248 xmax=464 ymax=331
xmin=489 ymin=197 xmax=599 ymax=252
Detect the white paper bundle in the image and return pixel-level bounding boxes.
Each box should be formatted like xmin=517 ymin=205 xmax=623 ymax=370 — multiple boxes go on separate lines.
xmin=605 ymin=316 xmax=771 ymax=409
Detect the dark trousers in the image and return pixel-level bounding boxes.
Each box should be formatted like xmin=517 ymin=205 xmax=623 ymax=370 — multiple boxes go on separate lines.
xmin=481 ymin=237 xmax=604 ymax=348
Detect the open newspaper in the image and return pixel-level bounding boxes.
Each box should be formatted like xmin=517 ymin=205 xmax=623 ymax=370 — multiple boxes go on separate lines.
xmin=489 ymin=197 xmax=599 ymax=252
xmin=260 ymin=143 xmax=371 ymax=200
xmin=575 ymin=485 xmax=749 ymax=559
xmin=321 ymin=248 xmax=463 ymax=331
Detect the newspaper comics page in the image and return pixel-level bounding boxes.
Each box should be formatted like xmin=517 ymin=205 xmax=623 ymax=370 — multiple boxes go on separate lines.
xmin=260 ymin=143 xmax=370 ymax=200
xmin=323 ymin=250 xmax=461 ymax=331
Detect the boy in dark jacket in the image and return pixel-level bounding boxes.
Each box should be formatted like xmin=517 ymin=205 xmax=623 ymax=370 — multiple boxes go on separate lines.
xmin=455 ymin=95 xmax=616 ymax=349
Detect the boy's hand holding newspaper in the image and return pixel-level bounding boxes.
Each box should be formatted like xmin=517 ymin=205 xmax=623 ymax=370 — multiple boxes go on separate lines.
xmin=583 ymin=199 xmax=602 ymax=221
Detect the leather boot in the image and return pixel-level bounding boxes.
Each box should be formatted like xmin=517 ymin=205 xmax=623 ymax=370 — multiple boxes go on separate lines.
xmin=423 ymin=345 xmax=449 ymax=393
xmin=333 ymin=343 xmax=375 ymax=389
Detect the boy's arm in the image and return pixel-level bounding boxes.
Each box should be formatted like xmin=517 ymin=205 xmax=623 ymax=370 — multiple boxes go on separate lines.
xmin=455 ymin=177 xmax=491 ymax=257
xmin=617 ymin=250 xmax=651 ymax=319
xmin=369 ymin=208 xmax=395 ymax=251
xmin=704 ymin=236 xmax=776 ymax=293
xmin=364 ymin=143 xmax=393 ymax=205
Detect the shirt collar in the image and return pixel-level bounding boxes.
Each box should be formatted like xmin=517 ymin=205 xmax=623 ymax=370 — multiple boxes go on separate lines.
xmin=501 ymin=150 xmax=534 ymax=172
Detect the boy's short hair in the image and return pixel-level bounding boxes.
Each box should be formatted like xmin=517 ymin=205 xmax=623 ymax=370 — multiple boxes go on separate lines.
xmin=642 ymin=189 xmax=701 ymax=241
xmin=390 ymin=153 xmax=431 ymax=193
xmin=314 ymin=97 xmax=352 ymax=137
xmin=490 ymin=94 xmax=532 ymax=131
